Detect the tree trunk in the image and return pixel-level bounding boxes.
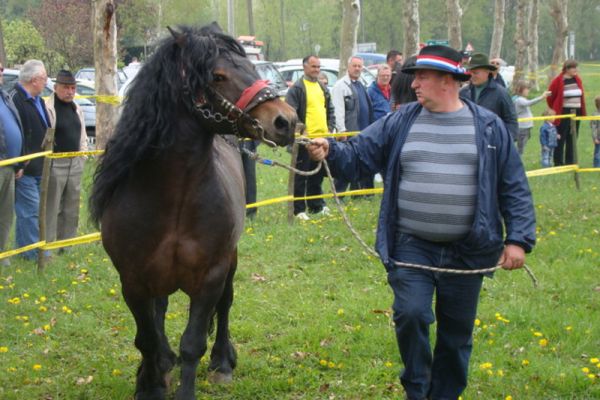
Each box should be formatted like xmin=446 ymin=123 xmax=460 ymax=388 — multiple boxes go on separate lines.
xmin=93 ymin=0 xmax=118 ymax=151
xmin=447 ymin=0 xmax=462 ymax=50
xmin=247 ymin=0 xmax=255 ymax=36
xmin=489 ymin=0 xmax=505 ymax=58
xmin=402 ymin=0 xmax=420 ymax=58
xmin=527 ymin=0 xmax=539 ymax=90
xmin=279 ymin=0 xmax=286 ymax=60
xmin=0 ymin=17 xmax=6 ymax=65
xmin=549 ymin=0 xmax=569 ymax=79
xmin=339 ymin=0 xmax=360 ymax=78
xmin=512 ymin=0 xmax=528 ymax=89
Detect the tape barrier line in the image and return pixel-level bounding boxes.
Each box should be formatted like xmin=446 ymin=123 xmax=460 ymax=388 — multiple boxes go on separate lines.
xmin=0 ymin=151 xmax=52 ymax=167
xmin=246 ymin=188 xmax=383 ymax=209
xmin=42 ymin=233 xmax=102 ymax=250
xmin=0 ymin=241 xmax=45 ymax=260
xmin=47 ymin=150 xmax=105 ymax=159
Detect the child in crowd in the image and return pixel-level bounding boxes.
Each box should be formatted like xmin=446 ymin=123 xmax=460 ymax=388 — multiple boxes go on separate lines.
xmin=539 ymin=109 xmax=559 ymax=168
xmin=591 ymin=95 xmax=600 ymax=168
xmin=512 ymin=80 xmax=551 ymax=155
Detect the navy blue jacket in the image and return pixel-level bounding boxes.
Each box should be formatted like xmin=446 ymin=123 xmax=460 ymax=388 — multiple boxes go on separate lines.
xmin=325 ymin=100 xmax=536 ymax=269
xmin=0 ymin=88 xmax=25 ymax=170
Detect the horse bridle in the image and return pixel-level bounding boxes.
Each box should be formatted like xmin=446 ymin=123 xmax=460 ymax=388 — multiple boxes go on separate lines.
xmin=188 ymin=79 xmax=279 ymax=147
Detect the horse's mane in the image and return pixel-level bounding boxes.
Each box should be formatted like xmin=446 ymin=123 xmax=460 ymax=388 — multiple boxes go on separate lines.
xmin=89 ymin=24 xmax=245 ymax=226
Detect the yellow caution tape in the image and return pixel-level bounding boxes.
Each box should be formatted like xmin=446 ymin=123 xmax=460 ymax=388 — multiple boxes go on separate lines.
xmin=246 ymin=188 xmax=383 ymax=209
xmin=42 ymin=233 xmax=102 ymax=250
xmin=525 ymin=164 xmax=579 ymax=177
xmin=0 ymin=151 xmax=52 ymax=167
xmin=0 ymin=241 xmax=45 ymax=259
xmin=574 ymin=116 xmax=600 ymax=121
xmin=47 ymin=150 xmax=105 ymax=159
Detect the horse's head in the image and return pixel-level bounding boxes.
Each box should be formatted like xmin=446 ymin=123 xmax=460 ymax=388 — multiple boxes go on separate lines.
xmin=169 ymin=24 xmax=297 ymax=147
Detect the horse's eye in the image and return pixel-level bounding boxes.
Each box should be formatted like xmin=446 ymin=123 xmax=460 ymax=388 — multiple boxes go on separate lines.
xmin=213 ymin=74 xmax=226 ymax=82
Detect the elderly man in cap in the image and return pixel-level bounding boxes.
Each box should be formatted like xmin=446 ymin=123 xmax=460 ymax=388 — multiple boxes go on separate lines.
xmin=460 ymin=53 xmax=518 ymax=141
xmin=306 ymin=45 xmax=535 ymax=400
xmin=44 ymin=70 xmax=88 ymax=252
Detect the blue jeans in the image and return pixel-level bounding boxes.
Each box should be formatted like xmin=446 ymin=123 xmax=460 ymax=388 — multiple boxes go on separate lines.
xmin=388 ymin=233 xmax=484 ymax=400
xmin=15 ymin=175 xmax=41 ymax=260
xmin=594 ymin=143 xmax=600 ymax=168
xmin=541 ymin=146 xmax=554 ymax=168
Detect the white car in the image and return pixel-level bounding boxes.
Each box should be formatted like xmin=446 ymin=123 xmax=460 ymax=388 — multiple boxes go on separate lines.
xmin=277 ymin=58 xmax=376 ymax=90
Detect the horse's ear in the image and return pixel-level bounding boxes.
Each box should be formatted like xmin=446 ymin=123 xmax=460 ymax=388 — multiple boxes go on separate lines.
xmin=167 ymin=26 xmax=187 ymax=48
xmin=209 ymin=22 xmax=223 ymax=33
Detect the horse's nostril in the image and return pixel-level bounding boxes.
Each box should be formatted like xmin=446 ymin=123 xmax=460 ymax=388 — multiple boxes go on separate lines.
xmin=274 ymin=115 xmax=290 ymax=131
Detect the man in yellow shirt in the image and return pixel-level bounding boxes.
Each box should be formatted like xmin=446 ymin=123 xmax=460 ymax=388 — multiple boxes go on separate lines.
xmin=286 ymin=55 xmax=335 ymax=220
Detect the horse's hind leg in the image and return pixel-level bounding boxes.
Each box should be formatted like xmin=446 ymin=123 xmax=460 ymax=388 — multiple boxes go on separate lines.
xmin=175 ymin=294 xmax=219 ymax=400
xmin=154 ymin=297 xmax=177 ymax=375
xmin=209 ymin=253 xmax=238 ymax=383
xmin=122 ymin=291 xmax=167 ymax=400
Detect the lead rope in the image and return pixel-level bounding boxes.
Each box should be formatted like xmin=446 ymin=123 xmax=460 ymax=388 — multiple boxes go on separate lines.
xmin=251 ymin=137 xmax=538 ymax=287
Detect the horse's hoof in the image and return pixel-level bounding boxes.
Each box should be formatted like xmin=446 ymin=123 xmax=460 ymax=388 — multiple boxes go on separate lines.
xmin=208 ymin=371 xmax=233 ymax=384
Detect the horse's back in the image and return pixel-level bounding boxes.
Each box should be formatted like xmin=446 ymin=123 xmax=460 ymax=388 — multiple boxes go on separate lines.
xmin=101 ymin=136 xmax=246 ymax=296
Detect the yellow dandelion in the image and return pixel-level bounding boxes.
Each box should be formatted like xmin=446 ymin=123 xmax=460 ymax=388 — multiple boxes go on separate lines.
xmin=39 ymin=306 xmax=47 ymax=312
xmin=479 ymin=362 xmax=493 ymax=370
xmin=385 ymin=361 xmax=393 ymax=368
xmin=319 ymin=359 xmax=327 ymax=366
xmin=8 ymin=297 xmax=21 ymax=305
xmin=497 ymin=369 xmax=504 ymax=377
xmin=112 ymin=369 xmax=122 ymax=376
xmin=590 ymin=357 xmax=599 ymax=364
xmin=0 ymin=346 xmax=8 ymax=353
xmin=549 ymin=231 xmax=556 ymax=235
xmin=109 ymin=289 xmax=116 ymax=296
xmin=533 ymin=331 xmax=543 ymax=337
xmin=539 ymin=338 xmax=548 ymax=347
xmin=588 ymin=374 xmax=597 ymax=380
xmin=33 ymin=364 xmax=42 ymax=371
xmin=505 ymin=396 xmax=513 ymax=400
xmin=522 ymin=359 xmax=530 ymax=366
xmin=328 ymin=361 xmax=335 ymax=368
xmin=474 ymin=319 xmax=481 ymax=326
xmin=565 ymin=326 xmax=573 ymax=331
xmin=337 ymin=308 xmax=344 ymax=316
xmin=582 ymin=367 xmax=590 ymax=374
xmin=23 ymin=293 xmax=30 ymax=298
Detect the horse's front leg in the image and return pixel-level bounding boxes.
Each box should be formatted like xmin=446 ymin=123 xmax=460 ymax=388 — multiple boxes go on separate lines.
xmin=122 ymin=290 xmax=166 ymax=400
xmin=175 ymin=292 xmax=220 ymax=400
xmin=209 ymin=252 xmax=238 ymax=383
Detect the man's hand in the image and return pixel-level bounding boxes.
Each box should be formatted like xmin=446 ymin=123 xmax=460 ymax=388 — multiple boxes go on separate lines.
xmin=306 ymin=138 xmax=329 ymax=161
xmin=498 ymin=244 xmax=526 ymax=270
xmin=15 ymin=169 xmax=24 ymax=180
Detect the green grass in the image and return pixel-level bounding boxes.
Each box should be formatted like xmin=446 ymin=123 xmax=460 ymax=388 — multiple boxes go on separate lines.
xmin=0 ymin=66 xmax=599 ymax=399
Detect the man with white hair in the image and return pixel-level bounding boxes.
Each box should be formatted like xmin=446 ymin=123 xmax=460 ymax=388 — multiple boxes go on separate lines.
xmin=10 ymin=59 xmax=51 ymax=260
xmin=367 ymin=64 xmax=393 ymax=120
xmin=331 ymin=55 xmax=374 ymax=194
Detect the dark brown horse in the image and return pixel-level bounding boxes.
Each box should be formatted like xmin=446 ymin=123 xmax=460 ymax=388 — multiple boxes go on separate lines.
xmin=89 ymin=24 xmax=296 ymax=400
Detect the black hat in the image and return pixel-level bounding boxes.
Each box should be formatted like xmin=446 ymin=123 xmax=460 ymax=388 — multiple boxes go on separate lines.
xmin=464 ymin=53 xmax=497 ymax=71
xmin=402 ymin=45 xmax=471 ymax=81
xmin=55 ymin=70 xmax=76 ymax=85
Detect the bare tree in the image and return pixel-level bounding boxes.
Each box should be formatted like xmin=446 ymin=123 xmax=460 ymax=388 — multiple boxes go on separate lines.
xmin=512 ymin=0 xmax=528 ymax=88
xmin=0 ymin=17 xmax=6 ymax=65
xmin=402 ymin=0 xmax=420 ymax=58
xmin=247 ymin=0 xmax=255 ymax=36
xmin=93 ymin=0 xmax=118 ymax=150
xmin=549 ymin=0 xmax=569 ymax=79
xmin=527 ymin=0 xmax=540 ymax=90
xmin=447 ymin=0 xmax=462 ymax=50
xmin=489 ymin=0 xmax=505 ymax=58
xmin=279 ymin=0 xmax=286 ymax=60
xmin=338 ymin=0 xmax=360 ymax=78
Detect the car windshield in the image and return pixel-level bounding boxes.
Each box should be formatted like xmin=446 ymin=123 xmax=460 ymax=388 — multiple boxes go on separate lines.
xmin=255 ymin=63 xmax=286 ymax=89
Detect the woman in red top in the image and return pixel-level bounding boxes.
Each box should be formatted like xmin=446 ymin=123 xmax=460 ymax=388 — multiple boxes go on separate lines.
xmin=546 ymin=59 xmax=586 ymax=166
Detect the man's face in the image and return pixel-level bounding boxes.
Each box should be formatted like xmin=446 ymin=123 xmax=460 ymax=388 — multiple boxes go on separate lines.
xmin=55 ymin=83 xmax=77 ymax=103
xmin=347 ymin=57 xmax=363 ymax=81
xmin=388 ymin=54 xmax=403 ymax=69
xmin=469 ymin=67 xmax=490 ymax=86
xmin=411 ymin=69 xmax=445 ymax=110
xmin=303 ymin=56 xmax=321 ymax=80
xmin=377 ymin=68 xmax=392 ymax=86
xmin=31 ymin=69 xmax=48 ymax=96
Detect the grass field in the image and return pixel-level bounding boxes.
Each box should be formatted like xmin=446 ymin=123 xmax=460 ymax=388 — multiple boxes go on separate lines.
xmin=0 ymin=67 xmax=599 ymax=399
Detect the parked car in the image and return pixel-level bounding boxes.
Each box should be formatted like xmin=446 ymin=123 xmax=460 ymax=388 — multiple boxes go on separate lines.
xmin=252 ymin=60 xmax=289 ymax=97
xmin=354 ymin=52 xmax=387 ymax=67
xmin=75 ymin=67 xmax=128 ymax=88
xmin=276 ymin=58 xmax=376 ymax=90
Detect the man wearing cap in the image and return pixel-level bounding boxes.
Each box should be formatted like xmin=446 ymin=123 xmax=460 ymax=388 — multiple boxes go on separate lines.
xmin=306 ymin=45 xmax=535 ymax=400
xmin=10 ymin=60 xmax=51 ymax=260
xmin=460 ymin=53 xmax=518 ymax=140
xmin=0 ymin=62 xmax=25 ymax=266
xmin=44 ymin=70 xmax=88 ymax=251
